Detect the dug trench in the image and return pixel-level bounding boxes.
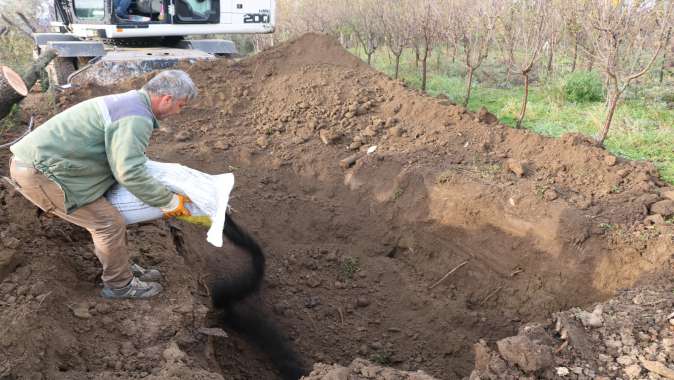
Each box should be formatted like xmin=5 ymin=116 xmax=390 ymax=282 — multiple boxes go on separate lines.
xmin=0 ymin=33 xmax=672 ymax=379
xmin=170 ymin=145 xmax=665 ymax=379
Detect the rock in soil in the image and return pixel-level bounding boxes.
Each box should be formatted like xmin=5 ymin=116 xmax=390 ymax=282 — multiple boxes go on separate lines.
xmin=641 ymin=359 xmax=674 ymax=379
xmin=302 ymin=358 xmax=437 ymax=380
xmin=506 ymin=159 xmax=528 ymax=177
xmin=162 ymin=341 xmax=186 ymax=363
xmin=3 ymin=237 xmax=20 ymax=249
xmin=650 ymin=200 xmax=674 ymax=217
xmin=662 ymin=188 xmax=674 ymax=201
xmin=644 ymin=214 xmax=666 ymax=225
xmin=71 ymin=303 xmax=92 ymax=319
xmin=496 ymin=335 xmax=554 ymax=372
xmin=175 ymin=131 xmax=192 ymax=142
xmin=604 ymin=155 xmax=617 ymax=166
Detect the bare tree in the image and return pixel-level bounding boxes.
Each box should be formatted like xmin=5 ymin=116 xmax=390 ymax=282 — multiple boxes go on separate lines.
xmin=660 ymin=25 xmax=672 ymax=84
xmin=496 ymin=0 xmax=550 ymax=128
xmin=410 ymin=0 xmax=442 ymax=92
xmin=543 ymin=1 xmax=565 ymax=78
xmin=495 ymin=3 xmax=516 ymax=83
xmin=582 ymin=0 xmax=673 ymax=145
xmin=276 ymin=0 xmax=347 ymax=40
xmin=560 ymin=0 xmax=586 ymax=73
xmin=381 ymin=0 xmax=409 ymax=79
xmin=348 ymin=0 xmax=382 ymax=66
xmin=447 ymin=0 xmax=495 ymax=107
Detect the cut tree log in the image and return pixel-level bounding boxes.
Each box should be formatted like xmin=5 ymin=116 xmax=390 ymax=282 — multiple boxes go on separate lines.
xmin=0 ymin=49 xmax=58 ymax=121
xmin=0 ymin=65 xmax=28 ymax=120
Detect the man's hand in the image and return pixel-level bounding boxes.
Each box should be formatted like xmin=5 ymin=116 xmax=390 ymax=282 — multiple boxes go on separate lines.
xmin=161 ymin=194 xmax=191 ymax=219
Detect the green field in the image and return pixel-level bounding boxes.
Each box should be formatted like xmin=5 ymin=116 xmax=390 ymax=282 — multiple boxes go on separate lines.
xmin=352 ymin=47 xmax=674 ymax=184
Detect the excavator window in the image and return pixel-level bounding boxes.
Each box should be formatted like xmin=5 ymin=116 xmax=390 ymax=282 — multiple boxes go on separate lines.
xmin=175 ymin=0 xmax=218 ymax=22
xmin=115 ymin=0 xmax=167 ymax=22
xmin=73 ymin=0 xmax=105 ymax=20
xmin=134 ymin=0 xmax=164 ymax=16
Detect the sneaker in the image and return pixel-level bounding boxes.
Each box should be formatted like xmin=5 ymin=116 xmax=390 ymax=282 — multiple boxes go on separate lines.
xmin=130 ymin=263 xmax=162 ymax=282
xmin=101 ymin=277 xmax=162 ymax=299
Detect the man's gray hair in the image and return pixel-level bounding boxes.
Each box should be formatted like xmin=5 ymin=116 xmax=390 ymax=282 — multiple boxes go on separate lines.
xmin=142 ymin=70 xmax=198 ymax=100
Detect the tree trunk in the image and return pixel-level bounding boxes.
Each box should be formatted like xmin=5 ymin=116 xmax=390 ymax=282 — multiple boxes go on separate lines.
xmin=23 ymin=49 xmax=58 ymax=90
xmin=452 ymin=43 xmax=457 ymax=63
xmin=660 ymin=27 xmax=672 ymax=84
xmin=414 ymin=46 xmax=420 ymax=68
xmin=463 ymin=66 xmax=474 ymax=107
xmin=394 ymin=54 xmax=401 ymax=80
xmin=516 ymin=73 xmax=530 ymax=129
xmin=596 ymin=91 xmax=620 ymax=146
xmin=571 ymin=33 xmax=578 ymax=72
xmin=421 ymin=55 xmax=428 ymax=92
xmin=507 ymin=44 xmax=515 ymax=80
xmin=367 ymin=52 xmax=373 ymax=66
xmin=0 ymin=66 xmax=29 ymax=120
xmin=587 ymin=54 xmax=594 ymax=71
xmin=546 ymin=40 xmax=555 ymax=78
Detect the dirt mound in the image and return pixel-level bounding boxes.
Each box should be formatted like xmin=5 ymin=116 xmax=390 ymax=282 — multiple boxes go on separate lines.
xmin=2 ymin=33 xmax=674 ymax=379
xmin=251 ymin=32 xmax=364 ymax=72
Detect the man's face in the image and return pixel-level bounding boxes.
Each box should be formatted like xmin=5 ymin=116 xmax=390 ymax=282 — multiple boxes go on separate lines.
xmin=155 ymin=95 xmax=188 ymax=120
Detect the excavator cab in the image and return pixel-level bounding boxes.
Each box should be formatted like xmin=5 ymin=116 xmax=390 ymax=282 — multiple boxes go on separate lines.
xmin=37 ymin=0 xmax=275 ymax=86
xmin=54 ymin=0 xmax=274 ymax=37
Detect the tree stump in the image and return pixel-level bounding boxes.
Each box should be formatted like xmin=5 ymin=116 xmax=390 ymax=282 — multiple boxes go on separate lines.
xmin=0 ymin=66 xmax=28 ymax=121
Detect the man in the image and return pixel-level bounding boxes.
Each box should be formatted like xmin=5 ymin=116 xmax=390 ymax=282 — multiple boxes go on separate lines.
xmin=9 ymin=70 xmax=196 ymax=299
xmin=115 ymin=0 xmax=133 ymax=19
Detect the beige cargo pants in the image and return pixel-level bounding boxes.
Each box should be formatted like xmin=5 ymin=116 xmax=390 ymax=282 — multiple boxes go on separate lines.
xmin=9 ymin=157 xmax=133 ymax=288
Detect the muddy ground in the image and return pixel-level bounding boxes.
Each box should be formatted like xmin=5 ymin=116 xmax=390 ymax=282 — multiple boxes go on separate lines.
xmin=1 ymin=33 xmax=673 ymax=379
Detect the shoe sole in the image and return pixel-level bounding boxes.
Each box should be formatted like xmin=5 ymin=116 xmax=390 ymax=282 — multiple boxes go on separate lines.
xmin=101 ymin=284 xmax=163 ymax=299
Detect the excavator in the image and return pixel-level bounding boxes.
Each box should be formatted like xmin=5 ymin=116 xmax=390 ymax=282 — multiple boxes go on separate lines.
xmin=36 ymin=0 xmax=276 ymax=86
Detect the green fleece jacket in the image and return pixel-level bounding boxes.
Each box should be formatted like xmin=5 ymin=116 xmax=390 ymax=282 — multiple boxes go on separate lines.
xmin=10 ymin=90 xmax=173 ymax=213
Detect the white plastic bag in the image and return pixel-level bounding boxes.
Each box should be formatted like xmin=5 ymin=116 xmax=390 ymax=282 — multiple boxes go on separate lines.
xmin=105 ymin=160 xmax=234 ymax=248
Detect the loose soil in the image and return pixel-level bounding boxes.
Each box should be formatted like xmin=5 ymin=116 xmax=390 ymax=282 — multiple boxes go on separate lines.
xmin=1 ymin=33 xmax=673 ymax=380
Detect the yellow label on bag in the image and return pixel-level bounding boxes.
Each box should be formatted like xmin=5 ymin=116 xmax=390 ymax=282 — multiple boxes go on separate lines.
xmin=176 ymin=215 xmax=213 ymax=228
